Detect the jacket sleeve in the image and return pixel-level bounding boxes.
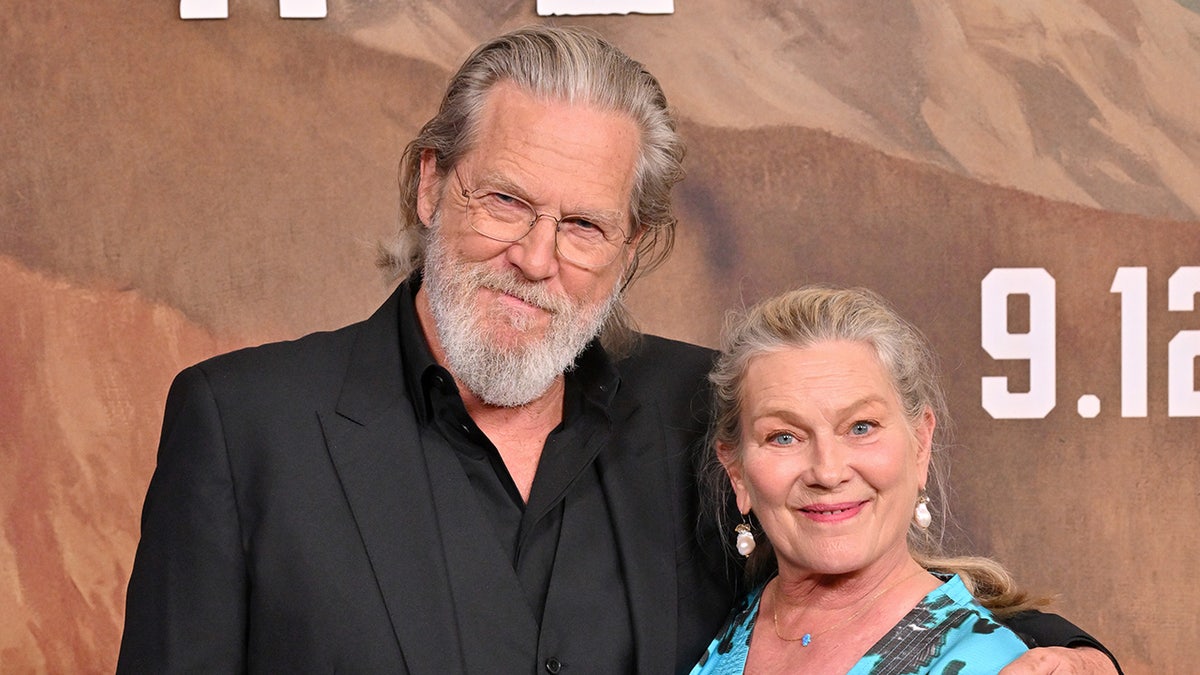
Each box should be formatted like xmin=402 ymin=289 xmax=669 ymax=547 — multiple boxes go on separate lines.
xmin=117 ymin=365 xmax=249 ymax=673
xmin=1003 ymin=610 xmax=1123 ymax=673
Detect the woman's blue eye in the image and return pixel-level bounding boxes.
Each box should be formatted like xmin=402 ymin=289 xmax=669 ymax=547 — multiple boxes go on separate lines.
xmin=850 ymin=421 xmax=875 ymax=436
xmin=768 ymin=432 xmax=796 ymax=445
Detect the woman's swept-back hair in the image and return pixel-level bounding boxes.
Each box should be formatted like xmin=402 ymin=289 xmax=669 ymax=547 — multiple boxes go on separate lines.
xmin=703 ymin=285 xmax=1049 ymax=616
xmin=377 ymin=24 xmax=685 ymax=293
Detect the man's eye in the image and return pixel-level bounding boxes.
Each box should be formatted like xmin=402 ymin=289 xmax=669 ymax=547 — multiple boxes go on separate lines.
xmin=482 ymin=191 xmax=526 ymax=209
xmin=477 ymin=192 xmax=532 ymax=220
xmin=560 ymin=217 xmax=615 ymax=240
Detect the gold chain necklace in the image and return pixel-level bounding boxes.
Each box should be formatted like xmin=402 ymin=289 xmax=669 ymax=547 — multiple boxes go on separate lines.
xmin=771 ymin=569 xmax=925 ymax=647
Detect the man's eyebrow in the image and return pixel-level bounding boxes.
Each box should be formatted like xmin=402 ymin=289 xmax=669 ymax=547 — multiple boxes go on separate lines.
xmin=472 ymin=170 xmax=526 ymax=197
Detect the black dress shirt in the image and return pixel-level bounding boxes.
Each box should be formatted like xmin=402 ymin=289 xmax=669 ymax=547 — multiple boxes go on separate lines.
xmin=397 ymin=277 xmax=634 ymax=674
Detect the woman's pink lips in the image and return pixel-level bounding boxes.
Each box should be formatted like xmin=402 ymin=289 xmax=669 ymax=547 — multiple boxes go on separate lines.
xmin=798 ymin=501 xmax=867 ymax=523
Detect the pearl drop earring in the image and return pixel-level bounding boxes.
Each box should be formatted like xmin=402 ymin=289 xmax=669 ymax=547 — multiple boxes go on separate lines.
xmin=734 ymin=517 xmax=756 ymax=557
xmin=914 ymin=490 xmax=932 ymax=529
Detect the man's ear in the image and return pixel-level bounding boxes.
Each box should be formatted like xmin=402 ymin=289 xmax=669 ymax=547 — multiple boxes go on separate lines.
xmin=623 ymin=228 xmax=642 ymax=263
xmin=617 ymin=229 xmax=641 ymax=278
xmin=416 ymin=149 xmax=442 ymax=228
xmin=717 ymin=442 xmax=753 ymax=514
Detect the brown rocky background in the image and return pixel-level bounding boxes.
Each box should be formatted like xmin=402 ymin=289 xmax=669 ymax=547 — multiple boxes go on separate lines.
xmin=4 ymin=0 xmax=1198 ymax=672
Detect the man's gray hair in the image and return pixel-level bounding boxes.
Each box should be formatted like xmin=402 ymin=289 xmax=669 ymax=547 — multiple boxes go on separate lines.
xmin=377 ymin=25 xmax=685 ymax=293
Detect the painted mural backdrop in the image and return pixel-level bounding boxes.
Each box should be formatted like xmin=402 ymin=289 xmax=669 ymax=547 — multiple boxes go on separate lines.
xmin=4 ymin=1 xmax=1198 ymax=672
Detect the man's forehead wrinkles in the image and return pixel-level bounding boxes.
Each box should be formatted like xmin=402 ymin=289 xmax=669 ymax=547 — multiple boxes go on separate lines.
xmin=468 ymin=159 xmax=629 ymax=219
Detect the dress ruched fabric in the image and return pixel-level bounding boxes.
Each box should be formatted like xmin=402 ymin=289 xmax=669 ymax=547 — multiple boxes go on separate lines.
xmin=690 ymin=574 xmax=1028 ymax=675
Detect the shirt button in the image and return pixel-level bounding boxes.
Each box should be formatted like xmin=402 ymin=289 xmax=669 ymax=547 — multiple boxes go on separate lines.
xmin=544 ymin=657 xmax=562 ymax=673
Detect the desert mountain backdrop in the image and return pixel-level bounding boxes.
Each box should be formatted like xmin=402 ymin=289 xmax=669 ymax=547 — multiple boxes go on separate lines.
xmin=3 ymin=1 xmax=1198 ymax=672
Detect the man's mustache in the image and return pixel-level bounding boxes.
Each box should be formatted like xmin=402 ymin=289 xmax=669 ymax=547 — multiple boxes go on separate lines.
xmin=470 ymin=268 xmax=573 ymax=315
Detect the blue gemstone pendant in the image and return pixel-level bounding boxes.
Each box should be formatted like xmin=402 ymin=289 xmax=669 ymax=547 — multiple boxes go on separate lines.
xmin=801 ymin=633 xmax=812 ymax=647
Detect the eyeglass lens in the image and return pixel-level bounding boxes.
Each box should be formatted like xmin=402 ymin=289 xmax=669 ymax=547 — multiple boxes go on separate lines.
xmin=465 ymin=189 xmax=626 ymax=267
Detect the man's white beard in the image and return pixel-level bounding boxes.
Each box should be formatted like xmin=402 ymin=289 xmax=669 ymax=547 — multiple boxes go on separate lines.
xmin=422 ymin=220 xmax=622 ymax=407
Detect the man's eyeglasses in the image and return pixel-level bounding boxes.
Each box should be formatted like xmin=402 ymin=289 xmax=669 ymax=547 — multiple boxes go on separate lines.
xmin=454 ymin=168 xmax=631 ymax=269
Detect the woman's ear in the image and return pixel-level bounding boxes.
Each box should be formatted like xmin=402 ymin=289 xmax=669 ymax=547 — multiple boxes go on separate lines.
xmin=717 ymin=442 xmax=753 ymax=514
xmin=914 ymin=406 xmax=935 ymax=481
xmin=416 ymin=149 xmax=442 ymax=228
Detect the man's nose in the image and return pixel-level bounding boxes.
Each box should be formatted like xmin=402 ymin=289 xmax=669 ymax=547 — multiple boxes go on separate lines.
xmin=505 ymin=215 xmax=560 ymax=280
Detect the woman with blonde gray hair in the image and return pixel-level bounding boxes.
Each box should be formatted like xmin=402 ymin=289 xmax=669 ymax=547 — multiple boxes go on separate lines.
xmin=692 ymin=285 xmax=1050 ymax=674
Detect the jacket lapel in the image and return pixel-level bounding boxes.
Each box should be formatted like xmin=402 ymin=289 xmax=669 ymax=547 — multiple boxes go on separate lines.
xmin=419 ymin=433 xmax=539 ymax=672
xmin=597 ymin=395 xmax=677 ymax=675
xmin=318 ymin=289 xmax=466 ymax=674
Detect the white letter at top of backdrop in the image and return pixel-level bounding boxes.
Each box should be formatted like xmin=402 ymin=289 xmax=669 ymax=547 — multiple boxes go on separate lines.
xmin=181 ymin=0 xmax=227 ymax=19
xmin=180 ymin=0 xmax=327 ymax=19
xmin=537 ymin=0 xmax=673 ymax=16
xmin=279 ymin=0 xmax=326 ymax=18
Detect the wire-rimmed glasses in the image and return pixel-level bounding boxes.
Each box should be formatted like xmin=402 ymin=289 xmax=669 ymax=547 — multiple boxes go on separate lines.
xmin=454 ymin=168 xmax=631 ymax=269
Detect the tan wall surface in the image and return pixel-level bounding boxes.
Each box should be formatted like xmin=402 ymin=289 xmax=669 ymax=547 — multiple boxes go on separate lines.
xmin=4 ymin=1 xmax=1199 ymax=672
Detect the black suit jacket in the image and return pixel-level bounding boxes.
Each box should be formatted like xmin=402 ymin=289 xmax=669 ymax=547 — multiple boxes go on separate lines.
xmin=118 ymin=284 xmax=734 ymax=674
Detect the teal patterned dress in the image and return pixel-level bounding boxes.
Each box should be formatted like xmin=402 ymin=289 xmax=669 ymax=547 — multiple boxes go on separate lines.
xmin=689 ymin=574 xmax=1028 ymax=675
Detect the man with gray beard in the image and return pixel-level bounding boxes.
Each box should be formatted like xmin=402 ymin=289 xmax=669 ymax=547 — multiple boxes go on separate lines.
xmin=119 ymin=25 xmax=1119 ymax=675
xmin=422 ymin=211 xmax=620 ymax=408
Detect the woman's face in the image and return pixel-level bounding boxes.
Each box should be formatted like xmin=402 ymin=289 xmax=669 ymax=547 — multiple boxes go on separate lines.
xmin=721 ymin=341 xmax=934 ymax=577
